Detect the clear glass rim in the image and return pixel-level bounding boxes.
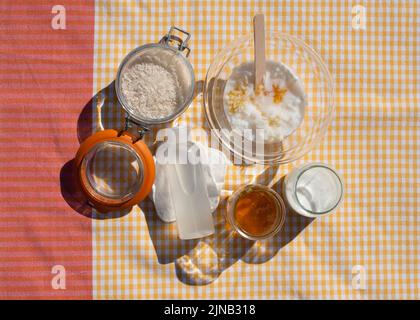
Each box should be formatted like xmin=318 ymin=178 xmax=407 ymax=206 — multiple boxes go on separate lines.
xmin=294 ymin=164 xmax=344 ymax=215
xmin=203 ymin=32 xmax=335 ymax=165
xmin=83 ymin=141 xmax=144 ymax=201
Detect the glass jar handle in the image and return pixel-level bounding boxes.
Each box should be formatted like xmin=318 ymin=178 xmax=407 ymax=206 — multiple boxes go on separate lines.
xmin=159 ymin=26 xmax=191 ymax=57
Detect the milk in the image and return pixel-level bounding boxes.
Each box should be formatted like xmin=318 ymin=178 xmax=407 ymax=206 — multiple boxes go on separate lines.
xmin=283 ymin=163 xmax=344 ymax=217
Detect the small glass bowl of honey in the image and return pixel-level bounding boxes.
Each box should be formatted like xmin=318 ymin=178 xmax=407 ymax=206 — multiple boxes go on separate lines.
xmin=226 ymin=184 xmax=286 ymax=240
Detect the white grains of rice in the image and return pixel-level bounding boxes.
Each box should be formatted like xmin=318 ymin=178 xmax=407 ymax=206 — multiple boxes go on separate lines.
xmin=121 ymin=63 xmax=179 ymax=120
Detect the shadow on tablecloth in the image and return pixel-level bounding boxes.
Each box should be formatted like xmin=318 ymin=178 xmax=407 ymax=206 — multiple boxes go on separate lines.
xmin=60 ymin=79 xmax=204 ymax=218
xmin=172 ymin=172 xmax=314 ymax=286
xmin=61 ymin=80 xmax=314 ymax=285
xmin=59 ymin=81 xmax=131 ymax=220
xmin=240 ymin=176 xmax=314 ymax=265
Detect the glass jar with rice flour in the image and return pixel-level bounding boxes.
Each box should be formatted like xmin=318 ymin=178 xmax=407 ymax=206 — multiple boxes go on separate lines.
xmin=74 ymin=27 xmax=195 ymax=213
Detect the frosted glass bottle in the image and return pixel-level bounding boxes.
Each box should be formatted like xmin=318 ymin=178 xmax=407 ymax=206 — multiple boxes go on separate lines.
xmin=164 ymin=148 xmax=215 ymax=240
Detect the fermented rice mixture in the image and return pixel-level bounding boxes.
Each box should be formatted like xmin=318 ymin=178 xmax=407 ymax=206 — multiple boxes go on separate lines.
xmin=224 ymin=61 xmax=306 ymax=143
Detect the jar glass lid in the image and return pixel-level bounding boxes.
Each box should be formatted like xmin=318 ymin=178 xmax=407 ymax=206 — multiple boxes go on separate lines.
xmin=82 ymin=141 xmax=144 ymax=201
xmin=295 ymin=164 xmax=343 ymax=214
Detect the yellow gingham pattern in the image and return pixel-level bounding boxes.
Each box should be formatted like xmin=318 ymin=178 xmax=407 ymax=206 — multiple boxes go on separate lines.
xmin=91 ymin=0 xmax=419 ymax=299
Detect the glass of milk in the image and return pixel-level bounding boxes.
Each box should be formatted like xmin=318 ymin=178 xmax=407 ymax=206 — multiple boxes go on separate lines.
xmin=282 ymin=163 xmax=344 ymax=217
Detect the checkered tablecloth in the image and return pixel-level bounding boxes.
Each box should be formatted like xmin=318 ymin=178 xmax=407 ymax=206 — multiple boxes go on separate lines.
xmin=0 ymin=0 xmax=418 ymax=299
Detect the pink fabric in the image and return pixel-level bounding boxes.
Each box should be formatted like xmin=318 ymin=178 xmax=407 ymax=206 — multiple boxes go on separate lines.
xmin=0 ymin=0 xmax=94 ymax=299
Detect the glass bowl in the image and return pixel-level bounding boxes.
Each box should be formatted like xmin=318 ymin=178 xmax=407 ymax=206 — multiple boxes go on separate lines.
xmin=203 ymin=32 xmax=334 ymax=164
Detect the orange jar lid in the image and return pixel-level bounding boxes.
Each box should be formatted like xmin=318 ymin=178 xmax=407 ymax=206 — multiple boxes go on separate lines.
xmin=74 ymin=129 xmax=155 ymax=213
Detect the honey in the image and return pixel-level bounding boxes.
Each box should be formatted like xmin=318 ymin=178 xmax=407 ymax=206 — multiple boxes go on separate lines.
xmin=233 ymin=189 xmax=279 ymax=237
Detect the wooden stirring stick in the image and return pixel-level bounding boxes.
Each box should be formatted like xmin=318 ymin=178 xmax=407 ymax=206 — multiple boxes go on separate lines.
xmin=253 ymin=14 xmax=266 ymax=93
